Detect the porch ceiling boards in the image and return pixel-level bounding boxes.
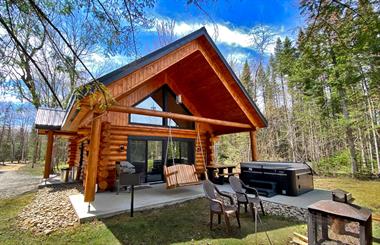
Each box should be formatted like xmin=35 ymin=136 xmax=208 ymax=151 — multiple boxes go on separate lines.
xmin=165 ymin=51 xmax=251 ymax=135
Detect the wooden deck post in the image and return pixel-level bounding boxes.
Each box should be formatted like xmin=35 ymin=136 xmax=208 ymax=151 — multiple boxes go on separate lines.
xmin=249 ymin=130 xmax=258 ymax=161
xmin=84 ymin=113 xmax=102 ymax=203
xmin=43 ymin=130 xmax=54 ymax=179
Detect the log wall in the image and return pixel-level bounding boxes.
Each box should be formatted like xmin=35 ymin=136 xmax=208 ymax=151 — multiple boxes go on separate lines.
xmin=82 ymin=121 xmax=212 ymax=192
xmin=97 ymin=122 xmax=128 ymax=191
xmin=81 ymin=140 xmax=89 ymax=184
xmin=67 ymin=137 xmax=79 ymax=167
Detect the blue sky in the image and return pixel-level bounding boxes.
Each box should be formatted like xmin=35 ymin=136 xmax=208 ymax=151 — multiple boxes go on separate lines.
xmin=92 ymin=0 xmax=303 ymax=77
xmin=2 ymin=1 xmax=303 ymax=104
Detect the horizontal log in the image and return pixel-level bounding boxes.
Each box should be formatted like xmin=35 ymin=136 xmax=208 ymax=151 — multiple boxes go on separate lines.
xmin=98 ymin=166 xmax=116 ymax=171
xmin=110 ymin=135 xmax=129 ymax=141
xmin=98 ymin=171 xmax=109 ymax=178
xmin=108 ymin=106 xmax=253 ymax=129
xmin=38 ymin=129 xmax=78 ymax=137
xmin=108 ymin=145 xmax=127 ymax=150
xmin=107 ymin=140 xmax=128 ymax=145
xmin=100 ymin=143 xmax=111 ymax=148
xmin=100 ymin=156 xmax=125 ymax=162
xmin=109 ymin=126 xmax=196 ymax=138
xmin=98 ymin=180 xmax=108 ymax=190
xmin=77 ymin=128 xmax=90 ymax=135
xmin=100 ymin=148 xmax=126 ymax=153
xmin=101 ymin=153 xmax=127 ymax=158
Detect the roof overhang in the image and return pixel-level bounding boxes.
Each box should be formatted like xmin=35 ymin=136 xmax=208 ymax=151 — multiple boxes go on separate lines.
xmin=52 ymin=27 xmax=267 ymax=132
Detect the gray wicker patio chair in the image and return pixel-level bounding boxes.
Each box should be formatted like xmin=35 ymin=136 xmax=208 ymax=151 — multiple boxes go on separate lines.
xmin=203 ymin=180 xmax=240 ymax=232
xmin=229 ymin=176 xmax=265 ymax=220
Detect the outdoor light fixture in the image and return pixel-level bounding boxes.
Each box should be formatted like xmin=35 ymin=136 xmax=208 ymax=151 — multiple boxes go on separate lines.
xmin=119 ymin=144 xmax=126 ymax=152
xmin=176 ymin=94 xmax=182 ymax=104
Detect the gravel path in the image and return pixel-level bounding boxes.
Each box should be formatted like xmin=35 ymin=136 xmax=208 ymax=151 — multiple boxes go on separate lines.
xmin=17 ymin=184 xmax=82 ymax=235
xmin=0 ymin=169 xmax=41 ymax=199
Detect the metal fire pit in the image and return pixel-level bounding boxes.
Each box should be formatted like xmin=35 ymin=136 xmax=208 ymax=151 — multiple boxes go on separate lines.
xmin=308 ymin=199 xmax=372 ymax=244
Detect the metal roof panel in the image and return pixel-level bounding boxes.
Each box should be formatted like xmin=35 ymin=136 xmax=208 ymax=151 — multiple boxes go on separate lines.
xmin=35 ymin=108 xmax=66 ymax=130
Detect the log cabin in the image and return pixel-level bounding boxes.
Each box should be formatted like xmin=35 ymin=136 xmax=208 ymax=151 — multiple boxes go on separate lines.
xmin=34 ymin=27 xmax=267 ymax=204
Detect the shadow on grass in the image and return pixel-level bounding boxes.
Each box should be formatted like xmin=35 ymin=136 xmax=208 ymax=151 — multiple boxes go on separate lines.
xmin=101 ymin=198 xmax=305 ymax=245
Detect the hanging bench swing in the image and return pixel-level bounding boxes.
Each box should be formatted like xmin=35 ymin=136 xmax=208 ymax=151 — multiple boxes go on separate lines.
xmin=163 ymin=118 xmax=207 ymax=189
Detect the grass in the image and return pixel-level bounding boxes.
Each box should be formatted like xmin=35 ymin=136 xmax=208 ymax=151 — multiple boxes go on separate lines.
xmin=314 ymin=176 xmax=380 ymax=214
xmin=0 ymin=177 xmax=379 ymax=244
xmin=0 ymin=194 xmax=305 ymax=245
xmin=18 ymin=162 xmax=68 ymax=177
xmin=18 ymin=163 xmax=45 ymax=176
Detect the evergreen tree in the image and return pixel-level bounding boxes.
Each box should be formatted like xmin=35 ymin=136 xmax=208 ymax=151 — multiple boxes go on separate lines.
xmin=240 ymin=60 xmax=253 ymax=99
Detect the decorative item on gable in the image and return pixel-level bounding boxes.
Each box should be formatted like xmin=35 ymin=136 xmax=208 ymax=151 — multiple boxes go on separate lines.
xmin=176 ymin=94 xmax=182 ymax=104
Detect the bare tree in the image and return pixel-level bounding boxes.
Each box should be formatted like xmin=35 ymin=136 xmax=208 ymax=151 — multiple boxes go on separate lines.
xmin=156 ymin=19 xmax=176 ymax=47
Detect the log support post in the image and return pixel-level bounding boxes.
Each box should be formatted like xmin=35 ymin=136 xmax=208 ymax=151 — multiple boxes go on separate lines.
xmin=249 ymin=130 xmax=258 ymax=161
xmin=84 ymin=113 xmax=102 ymax=206
xmin=43 ymin=130 xmax=54 ymax=179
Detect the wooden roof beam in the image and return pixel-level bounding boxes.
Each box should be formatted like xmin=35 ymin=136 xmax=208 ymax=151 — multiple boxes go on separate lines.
xmin=37 ymin=129 xmax=79 ymax=137
xmin=107 ymin=105 xmax=253 ymax=129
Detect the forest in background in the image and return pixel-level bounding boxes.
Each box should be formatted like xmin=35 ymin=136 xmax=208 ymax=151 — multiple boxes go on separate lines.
xmin=218 ymin=1 xmax=380 ymax=177
xmin=0 ymin=0 xmax=379 ymax=177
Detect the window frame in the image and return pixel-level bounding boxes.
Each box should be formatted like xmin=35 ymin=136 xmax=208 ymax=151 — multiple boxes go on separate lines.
xmin=128 ymin=85 xmax=195 ymax=129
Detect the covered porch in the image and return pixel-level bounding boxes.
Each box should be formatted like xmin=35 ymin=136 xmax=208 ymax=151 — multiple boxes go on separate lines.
xmin=35 ymin=28 xmax=269 ymax=210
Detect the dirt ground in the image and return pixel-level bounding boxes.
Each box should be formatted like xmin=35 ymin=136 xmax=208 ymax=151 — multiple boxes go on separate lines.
xmin=0 ymin=164 xmax=41 ymax=199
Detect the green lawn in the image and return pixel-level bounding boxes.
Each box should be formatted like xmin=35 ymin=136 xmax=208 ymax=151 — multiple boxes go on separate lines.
xmin=0 ymin=194 xmax=304 ymax=244
xmin=18 ymin=162 xmax=69 ymax=177
xmin=314 ymin=177 xmax=380 ymax=214
xmin=18 ymin=163 xmax=45 ymax=176
xmin=0 ymin=177 xmax=379 ymax=244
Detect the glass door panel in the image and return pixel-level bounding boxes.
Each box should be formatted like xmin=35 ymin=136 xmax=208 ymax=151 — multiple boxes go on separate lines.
xmin=128 ymin=140 xmax=147 ymax=183
xmin=166 ymin=141 xmax=180 ymax=166
xmin=147 ymin=141 xmax=163 ymax=182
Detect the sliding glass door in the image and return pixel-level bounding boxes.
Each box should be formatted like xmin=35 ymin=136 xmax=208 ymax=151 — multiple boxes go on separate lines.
xmin=128 ymin=140 xmax=147 ymax=183
xmin=127 ymin=137 xmax=195 ymax=183
xmin=147 ymin=140 xmax=163 ymax=182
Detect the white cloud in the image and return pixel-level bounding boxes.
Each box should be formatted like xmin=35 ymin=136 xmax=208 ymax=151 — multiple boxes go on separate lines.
xmin=155 ymin=20 xmax=284 ymax=55
xmin=85 ymin=53 xmax=132 ymax=77
xmin=0 ymin=90 xmax=21 ymax=103
xmin=174 ymin=22 xmax=254 ymax=49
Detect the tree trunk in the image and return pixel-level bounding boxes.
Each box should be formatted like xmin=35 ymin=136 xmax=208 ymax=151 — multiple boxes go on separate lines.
xmin=358 ymin=127 xmax=367 ymax=168
xmin=338 ymin=88 xmax=357 ymax=175
xmin=31 ymin=129 xmax=39 ymax=168
xmin=367 ymin=98 xmax=380 ymax=175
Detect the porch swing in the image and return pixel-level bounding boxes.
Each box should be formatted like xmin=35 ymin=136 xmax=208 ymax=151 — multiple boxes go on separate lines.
xmin=163 ymin=118 xmax=207 ymax=189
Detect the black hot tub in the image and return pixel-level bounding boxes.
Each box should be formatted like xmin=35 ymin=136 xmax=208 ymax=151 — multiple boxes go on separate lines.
xmin=240 ymin=161 xmax=314 ymax=197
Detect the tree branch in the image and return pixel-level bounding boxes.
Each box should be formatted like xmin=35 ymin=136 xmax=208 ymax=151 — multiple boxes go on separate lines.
xmin=27 ymin=0 xmax=109 ymax=106
xmin=0 ymin=14 xmax=63 ymax=108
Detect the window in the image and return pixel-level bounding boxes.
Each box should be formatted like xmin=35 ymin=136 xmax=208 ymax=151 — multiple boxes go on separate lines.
xmin=127 ymin=137 xmax=195 ymax=183
xmin=166 ymin=140 xmax=194 ymax=166
xmin=130 ymin=88 xmax=164 ymax=125
xmin=129 ymin=85 xmax=194 ymax=129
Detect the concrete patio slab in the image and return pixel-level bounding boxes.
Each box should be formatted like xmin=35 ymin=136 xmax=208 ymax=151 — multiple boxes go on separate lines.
xmin=70 ymin=183 xmax=204 ymax=222
xmin=69 ymin=181 xmax=332 ymax=222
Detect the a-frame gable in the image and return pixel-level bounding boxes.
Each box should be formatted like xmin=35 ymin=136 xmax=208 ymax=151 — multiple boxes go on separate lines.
xmin=62 ymin=28 xmax=267 ymax=131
